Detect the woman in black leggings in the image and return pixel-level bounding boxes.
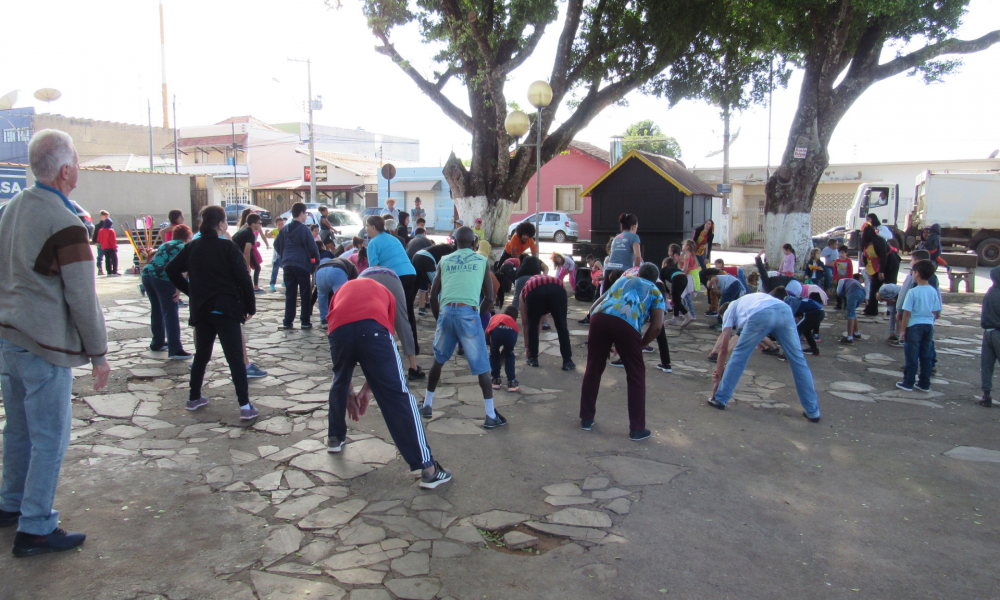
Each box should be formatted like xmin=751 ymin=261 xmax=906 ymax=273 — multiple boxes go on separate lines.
xmin=754 ymin=251 xmax=795 ymax=293
xmin=519 ymin=273 xmax=575 ymax=371
xmin=660 ymin=254 xmax=689 ymax=322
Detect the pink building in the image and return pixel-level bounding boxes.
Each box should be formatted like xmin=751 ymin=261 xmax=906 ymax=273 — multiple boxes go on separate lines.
xmin=509 ymin=140 xmax=610 ymax=241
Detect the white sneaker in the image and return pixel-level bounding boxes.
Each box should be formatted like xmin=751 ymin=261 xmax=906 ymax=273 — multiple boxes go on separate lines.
xmin=680 ymin=313 xmax=694 ymax=328
xmin=666 ymin=317 xmax=680 ymax=326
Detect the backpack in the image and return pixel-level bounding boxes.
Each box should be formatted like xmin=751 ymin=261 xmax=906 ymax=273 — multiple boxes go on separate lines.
xmin=575 ymin=276 xmax=597 ymax=302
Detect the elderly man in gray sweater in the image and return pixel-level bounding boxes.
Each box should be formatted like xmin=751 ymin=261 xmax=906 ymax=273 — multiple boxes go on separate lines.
xmin=0 ymin=130 xmax=110 ymax=558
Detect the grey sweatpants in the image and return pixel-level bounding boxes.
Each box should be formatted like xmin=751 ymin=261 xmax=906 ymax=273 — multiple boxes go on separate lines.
xmin=982 ymin=329 xmax=1000 ymax=392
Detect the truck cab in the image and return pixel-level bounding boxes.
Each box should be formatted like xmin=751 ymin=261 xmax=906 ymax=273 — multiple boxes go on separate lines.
xmin=845 ymin=183 xmax=900 ymax=248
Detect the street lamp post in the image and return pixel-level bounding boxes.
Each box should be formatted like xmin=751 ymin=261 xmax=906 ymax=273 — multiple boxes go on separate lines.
xmin=289 ymin=58 xmax=321 ymax=203
xmin=504 ymin=80 xmax=552 ymax=242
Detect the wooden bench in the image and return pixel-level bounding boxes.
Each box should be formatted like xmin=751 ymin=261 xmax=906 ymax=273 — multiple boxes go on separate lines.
xmin=941 ymin=252 xmax=978 ymax=293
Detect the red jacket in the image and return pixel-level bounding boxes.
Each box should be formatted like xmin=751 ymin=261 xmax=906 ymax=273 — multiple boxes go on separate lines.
xmin=96 ymin=227 xmax=118 ymax=250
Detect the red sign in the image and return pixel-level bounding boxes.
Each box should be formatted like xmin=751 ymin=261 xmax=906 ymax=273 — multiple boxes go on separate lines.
xmin=304 ymin=166 xmax=312 ymax=182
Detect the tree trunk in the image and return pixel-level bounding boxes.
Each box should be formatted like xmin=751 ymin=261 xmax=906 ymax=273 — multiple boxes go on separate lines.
xmin=453 ymin=195 xmax=516 ymax=260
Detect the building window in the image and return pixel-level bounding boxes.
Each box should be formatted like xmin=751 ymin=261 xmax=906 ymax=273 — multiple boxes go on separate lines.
xmin=554 ymin=186 xmax=583 ymax=214
xmin=513 ymin=187 xmax=528 ymax=213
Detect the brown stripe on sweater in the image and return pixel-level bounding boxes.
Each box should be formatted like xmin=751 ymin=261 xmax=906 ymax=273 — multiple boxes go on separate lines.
xmin=0 ymin=322 xmax=101 ymax=356
xmin=33 ymin=225 xmax=91 ymax=276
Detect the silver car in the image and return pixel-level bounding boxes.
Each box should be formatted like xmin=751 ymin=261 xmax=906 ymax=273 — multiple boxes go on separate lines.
xmin=508 ymin=212 xmax=579 ymax=243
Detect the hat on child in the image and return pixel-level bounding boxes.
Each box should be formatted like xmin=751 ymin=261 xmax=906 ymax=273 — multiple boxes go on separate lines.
xmin=785 ymin=280 xmax=803 ymax=297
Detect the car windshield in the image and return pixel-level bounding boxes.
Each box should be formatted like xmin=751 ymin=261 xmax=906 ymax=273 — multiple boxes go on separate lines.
xmin=330 ymin=211 xmax=362 ymax=227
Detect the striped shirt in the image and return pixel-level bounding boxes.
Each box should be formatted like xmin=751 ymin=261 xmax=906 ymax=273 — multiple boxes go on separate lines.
xmin=520 ymin=274 xmax=561 ymax=299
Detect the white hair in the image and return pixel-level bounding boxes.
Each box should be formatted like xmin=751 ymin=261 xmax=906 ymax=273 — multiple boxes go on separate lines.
xmin=29 ymin=129 xmax=76 ymax=183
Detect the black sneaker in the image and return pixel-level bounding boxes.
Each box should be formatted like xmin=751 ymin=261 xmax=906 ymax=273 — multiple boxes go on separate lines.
xmin=656 ymin=364 xmax=672 ymax=373
xmin=301 ymin=323 xmax=313 ymax=330
xmin=149 ymin=345 xmax=167 ymax=352
xmin=327 ymin=438 xmax=345 ymax=453
xmin=491 ymin=377 xmax=502 ymax=389
xmin=408 ymin=367 xmax=426 ymax=381
xmin=562 ymin=359 xmax=576 ymax=371
xmin=578 ymin=316 xmax=590 ymax=324
xmin=979 ymin=394 xmax=993 ymax=408
xmin=507 ymin=380 xmax=519 ymax=392
xmin=629 ymin=429 xmax=651 ymax=441
xmin=526 ymin=358 xmax=539 ymax=367
xmin=483 ymin=411 xmax=507 ymax=429
xmin=419 ymin=462 xmax=453 ymax=489
xmin=705 ymin=310 xmax=718 ymax=317
xmin=707 ymin=353 xmax=718 ymax=363
xmin=707 ymin=398 xmax=726 ymax=410
xmin=12 ymin=528 xmax=86 ymax=558
xmin=761 ymin=347 xmax=781 ymax=356
xmin=542 ymin=323 xmax=551 ymax=331
xmin=169 ymin=351 xmax=193 ymax=360
xmin=838 ymin=336 xmax=853 ymax=344
xmin=419 ymin=404 xmax=433 ymax=419
xmin=581 ymin=419 xmax=594 ymax=431
xmin=0 ymin=509 xmax=20 ymax=528
xmin=279 ymin=324 xmax=294 ymax=330
xmin=803 ymin=412 xmax=821 ymax=423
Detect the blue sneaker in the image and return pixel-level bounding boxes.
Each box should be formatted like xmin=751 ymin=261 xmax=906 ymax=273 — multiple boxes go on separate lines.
xmin=185 ymin=397 xmax=209 ymax=411
xmin=246 ymin=363 xmax=268 ymax=378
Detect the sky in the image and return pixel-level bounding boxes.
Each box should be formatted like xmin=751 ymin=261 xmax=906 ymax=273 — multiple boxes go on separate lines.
xmin=4 ymin=0 xmax=999 ymax=169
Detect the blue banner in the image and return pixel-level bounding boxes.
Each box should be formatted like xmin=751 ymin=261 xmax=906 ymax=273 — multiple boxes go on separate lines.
xmin=0 ymin=165 xmax=26 ymax=201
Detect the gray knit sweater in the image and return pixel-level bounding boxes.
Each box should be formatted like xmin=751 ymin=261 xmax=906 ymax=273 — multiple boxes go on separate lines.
xmin=0 ymin=185 xmax=108 ymax=367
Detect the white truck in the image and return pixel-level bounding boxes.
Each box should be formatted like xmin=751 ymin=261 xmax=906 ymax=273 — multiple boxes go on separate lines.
xmin=845 ymin=170 xmax=1000 ymax=266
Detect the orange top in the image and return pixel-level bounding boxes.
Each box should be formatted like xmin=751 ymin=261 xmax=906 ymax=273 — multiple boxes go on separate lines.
xmin=504 ymin=235 xmax=537 ymax=257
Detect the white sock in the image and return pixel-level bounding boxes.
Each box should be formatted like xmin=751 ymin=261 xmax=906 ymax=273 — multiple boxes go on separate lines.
xmin=484 ymin=397 xmax=496 ymax=419
xmin=423 ymin=390 xmax=435 ymax=408
xmin=240 ymin=402 xmax=252 ymax=410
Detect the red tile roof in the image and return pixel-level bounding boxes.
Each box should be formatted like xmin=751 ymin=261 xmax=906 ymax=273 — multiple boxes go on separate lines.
xmin=569 ymin=140 xmax=611 ymax=164
xmin=164 ymin=134 xmax=248 ymax=150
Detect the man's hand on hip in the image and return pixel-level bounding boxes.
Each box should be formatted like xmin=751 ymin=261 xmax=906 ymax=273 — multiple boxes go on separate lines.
xmin=93 ymin=362 xmax=111 ymax=391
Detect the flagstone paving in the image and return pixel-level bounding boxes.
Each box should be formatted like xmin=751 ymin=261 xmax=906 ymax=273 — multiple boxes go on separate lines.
xmin=2 ymin=272 xmax=1000 ymax=599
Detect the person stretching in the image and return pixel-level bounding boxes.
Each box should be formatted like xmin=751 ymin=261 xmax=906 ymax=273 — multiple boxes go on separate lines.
xmin=420 ymin=227 xmax=502 ymax=428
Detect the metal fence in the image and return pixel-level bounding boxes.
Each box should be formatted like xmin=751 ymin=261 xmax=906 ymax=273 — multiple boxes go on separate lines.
xmin=729 ymin=193 xmax=855 ymax=247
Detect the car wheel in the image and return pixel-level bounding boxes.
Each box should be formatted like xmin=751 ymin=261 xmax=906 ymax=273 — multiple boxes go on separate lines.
xmin=553 ymin=231 xmax=567 ymax=243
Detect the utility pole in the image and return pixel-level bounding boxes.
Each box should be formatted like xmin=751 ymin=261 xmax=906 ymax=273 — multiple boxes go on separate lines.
xmin=148 ymin=100 xmax=154 ymax=172
xmin=231 ymin=122 xmax=238 ymax=203
xmin=172 ymin=95 xmax=178 ymax=173
xmin=159 ymin=0 xmax=169 ymax=128
xmin=289 ymin=58 xmax=318 ymax=203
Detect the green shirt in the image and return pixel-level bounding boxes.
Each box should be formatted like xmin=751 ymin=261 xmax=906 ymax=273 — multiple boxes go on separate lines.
xmin=438 ymin=248 xmax=487 ymax=307
xmin=142 ymin=240 xmax=187 ymax=281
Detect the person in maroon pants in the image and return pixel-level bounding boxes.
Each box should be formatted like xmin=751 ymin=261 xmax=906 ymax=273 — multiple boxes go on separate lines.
xmin=579 ymin=263 xmax=665 ymax=441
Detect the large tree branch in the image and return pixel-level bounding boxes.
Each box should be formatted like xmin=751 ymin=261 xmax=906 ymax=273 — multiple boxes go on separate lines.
xmin=434 ymin=66 xmax=459 ymax=91
xmin=873 ymin=30 xmax=1000 ymax=81
xmin=373 ymin=33 xmax=474 ymax=132
xmin=500 ymin=23 xmax=547 ymax=76
xmin=443 ymin=0 xmax=498 ymax=73
xmin=549 ymin=0 xmax=585 ymax=97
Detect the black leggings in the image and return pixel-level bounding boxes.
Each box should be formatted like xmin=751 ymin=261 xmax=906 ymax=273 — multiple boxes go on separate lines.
xmin=670 ymin=273 xmax=688 ymax=317
xmin=190 ymin=314 xmax=248 ymax=406
xmin=798 ymin=311 xmax=824 ymax=352
xmin=398 ymin=274 xmax=419 ymax=354
xmin=253 ymin=264 xmax=261 ymax=288
xmin=524 ymin=283 xmax=572 ymax=361
xmin=654 ymin=281 xmax=671 ymax=365
xmin=103 ymin=249 xmax=119 ymax=274
xmin=754 ymin=256 xmax=794 ymax=293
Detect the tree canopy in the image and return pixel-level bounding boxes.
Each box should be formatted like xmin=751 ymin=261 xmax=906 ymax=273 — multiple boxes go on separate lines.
xmin=621 ymin=120 xmax=682 ymax=158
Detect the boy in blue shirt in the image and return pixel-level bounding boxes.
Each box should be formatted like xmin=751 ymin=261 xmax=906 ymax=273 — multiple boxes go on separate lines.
xmin=897 ymin=260 xmax=941 ymax=392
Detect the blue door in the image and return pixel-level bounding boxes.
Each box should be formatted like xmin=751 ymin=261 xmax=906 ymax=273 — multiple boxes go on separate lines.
xmin=434 ymin=192 xmax=453 ymax=231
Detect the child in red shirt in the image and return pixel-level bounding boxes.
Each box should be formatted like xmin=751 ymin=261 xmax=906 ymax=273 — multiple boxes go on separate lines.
xmin=96 ymin=219 xmax=120 ymax=276
xmin=486 ymin=306 xmax=520 ymax=392
xmin=832 ymin=245 xmax=854 ymax=309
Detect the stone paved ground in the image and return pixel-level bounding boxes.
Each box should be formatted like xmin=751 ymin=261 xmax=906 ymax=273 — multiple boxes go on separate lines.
xmin=1 ymin=265 xmax=999 ymax=600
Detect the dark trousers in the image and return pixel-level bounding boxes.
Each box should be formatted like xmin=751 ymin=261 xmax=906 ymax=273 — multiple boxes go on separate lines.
xmin=103 ymin=248 xmax=118 ymax=274
xmin=253 ymin=264 xmax=261 ymax=288
xmin=190 ymin=314 xmax=248 ymax=406
xmin=143 ymin=275 xmax=184 ymax=355
xmin=798 ymin=311 xmax=824 ymax=352
xmin=653 ymin=281 xmax=671 ymax=366
xmin=489 ymin=326 xmax=518 ymax=380
xmin=670 ymin=273 xmax=688 ymax=317
xmin=865 ymin=276 xmax=883 ymax=316
xmin=283 ymin=265 xmax=313 ymax=327
xmin=524 ymin=283 xmax=571 ymax=361
xmin=903 ymin=324 xmax=934 ymax=389
xmin=399 ymin=274 xmax=419 ymax=354
xmin=580 ymin=313 xmax=645 ymax=432
xmin=328 ymin=320 xmax=433 ymax=470
xmin=981 ymin=329 xmax=1000 ymax=392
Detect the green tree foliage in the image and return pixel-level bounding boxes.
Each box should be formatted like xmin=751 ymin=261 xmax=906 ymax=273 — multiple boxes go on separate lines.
xmin=621 ymin=120 xmax=682 ymax=158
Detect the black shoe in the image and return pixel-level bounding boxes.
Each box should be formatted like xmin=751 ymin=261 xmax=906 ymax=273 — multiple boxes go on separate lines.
xmin=483 ymin=411 xmax=507 ymax=429
xmin=279 ymin=324 xmax=294 ymax=330
xmin=705 ymin=310 xmax=718 ymax=317
xmin=609 ymin=358 xmax=624 ymax=368
xmin=656 ymin=364 xmax=672 ymax=373
xmin=12 ymin=528 xmax=86 ymax=558
xmin=581 ymin=419 xmax=594 ymax=431
xmin=419 ymin=462 xmax=453 ymax=489
xmin=491 ymin=377 xmax=502 ymax=390
xmin=526 ymin=358 xmax=539 ymax=367
xmin=629 ymin=429 xmax=651 ymax=441
xmin=149 ymin=345 xmax=167 ymax=352
xmin=301 ymin=323 xmax=313 ymax=330
xmin=761 ymin=347 xmax=781 ymax=356
xmin=707 ymin=398 xmax=726 ymax=410
xmin=419 ymin=404 xmax=433 ymax=419
xmin=0 ymin=510 xmax=20 ymax=528
xmin=979 ymin=394 xmax=993 ymax=408
xmin=320 ymin=319 xmax=327 ymax=327
xmin=707 ymin=353 xmax=718 ymax=363
xmin=408 ymin=367 xmax=426 ymax=381
xmin=803 ymin=411 xmax=821 ymax=423
xmin=542 ymin=323 xmax=551 ymax=331
xmin=578 ymin=316 xmax=590 ymax=324
xmin=169 ymin=351 xmax=193 ymax=360
xmin=457 ymin=347 xmax=465 ymax=356
xmin=562 ymin=360 xmax=576 ymax=371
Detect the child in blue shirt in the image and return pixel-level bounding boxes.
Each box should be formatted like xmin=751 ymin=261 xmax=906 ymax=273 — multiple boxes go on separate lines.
xmin=897 ymin=260 xmax=942 ymax=392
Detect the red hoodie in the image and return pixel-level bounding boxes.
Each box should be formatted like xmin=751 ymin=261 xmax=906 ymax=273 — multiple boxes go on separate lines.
xmin=96 ymin=227 xmax=118 ymax=250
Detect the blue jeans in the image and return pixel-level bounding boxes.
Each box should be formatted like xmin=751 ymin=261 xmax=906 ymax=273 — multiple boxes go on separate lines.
xmin=489 ymin=326 xmax=518 ymax=381
xmin=433 ymin=304 xmax=490 ymax=375
xmin=143 ymin=275 xmax=184 ymax=355
xmin=903 ymin=324 xmax=934 ymax=389
xmin=846 ymin=289 xmax=866 ymax=320
xmin=823 ymin=266 xmax=833 ymax=290
xmin=716 ymin=284 xmax=744 ymax=325
xmin=269 ymin=252 xmax=281 ymax=286
xmin=715 ymin=304 xmax=820 ymax=418
xmin=0 ymin=339 xmax=74 ymax=534
xmin=887 ymin=303 xmax=897 ymax=336
xmin=95 ymin=246 xmax=104 ymax=272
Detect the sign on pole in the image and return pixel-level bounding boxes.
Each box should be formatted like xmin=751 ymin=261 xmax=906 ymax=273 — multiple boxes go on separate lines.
xmin=716 ymin=183 xmax=732 ymax=194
